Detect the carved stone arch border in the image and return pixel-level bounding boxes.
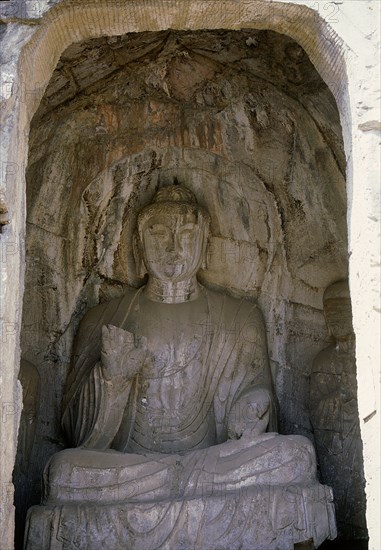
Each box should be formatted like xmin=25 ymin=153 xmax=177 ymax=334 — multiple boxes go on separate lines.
xmin=1 ymin=1 xmax=379 ymax=547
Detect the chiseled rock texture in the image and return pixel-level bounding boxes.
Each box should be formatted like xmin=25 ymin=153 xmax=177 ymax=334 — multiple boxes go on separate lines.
xmin=15 ymin=28 xmax=367 ymax=545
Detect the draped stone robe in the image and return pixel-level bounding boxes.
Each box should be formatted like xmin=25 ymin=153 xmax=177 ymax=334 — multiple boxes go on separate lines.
xmin=62 ymin=285 xmax=277 ymax=454
xmin=26 ymin=288 xmax=336 ymax=550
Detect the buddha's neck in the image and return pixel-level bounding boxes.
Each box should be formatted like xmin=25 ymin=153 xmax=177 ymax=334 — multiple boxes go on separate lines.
xmin=144 ymin=276 xmax=201 ymax=303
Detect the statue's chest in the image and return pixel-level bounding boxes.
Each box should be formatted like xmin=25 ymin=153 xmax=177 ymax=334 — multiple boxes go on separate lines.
xmin=135 ymin=315 xmax=208 ymax=411
xmin=129 ymin=300 xmax=207 ymax=374
xmin=120 ymin=295 xmax=219 ymax=449
xmin=144 ymin=325 xmax=204 ymax=383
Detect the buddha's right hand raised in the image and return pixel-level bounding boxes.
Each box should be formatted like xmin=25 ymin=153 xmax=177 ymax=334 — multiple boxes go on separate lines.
xmin=101 ymin=324 xmax=147 ymax=382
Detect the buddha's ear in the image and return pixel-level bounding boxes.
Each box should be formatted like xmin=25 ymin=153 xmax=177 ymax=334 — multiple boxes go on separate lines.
xmin=201 ymin=226 xmax=210 ymax=271
xmin=132 ymin=230 xmax=147 ymax=279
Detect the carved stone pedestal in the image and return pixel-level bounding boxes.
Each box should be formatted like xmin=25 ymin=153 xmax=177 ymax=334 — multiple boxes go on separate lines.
xmin=25 ymin=483 xmax=336 ymax=550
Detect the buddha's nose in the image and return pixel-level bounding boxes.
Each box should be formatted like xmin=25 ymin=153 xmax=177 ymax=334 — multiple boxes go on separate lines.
xmin=165 ymin=234 xmax=175 ymax=252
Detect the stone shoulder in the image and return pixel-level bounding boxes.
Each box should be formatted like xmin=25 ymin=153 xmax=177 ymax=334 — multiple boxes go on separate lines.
xmin=205 ymin=286 xmax=263 ymax=316
xmin=204 ymin=287 xmax=266 ymax=344
xmin=80 ymin=287 xmax=138 ymax=324
xmin=74 ymin=287 xmax=139 ymax=348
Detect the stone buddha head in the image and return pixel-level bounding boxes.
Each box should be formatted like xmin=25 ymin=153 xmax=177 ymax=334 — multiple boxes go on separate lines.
xmin=135 ymin=185 xmax=210 ymax=283
xmin=323 ymin=280 xmax=354 ymax=341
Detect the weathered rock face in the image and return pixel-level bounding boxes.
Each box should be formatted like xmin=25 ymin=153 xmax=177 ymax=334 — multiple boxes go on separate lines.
xmin=18 ymin=28 xmax=365 ymax=544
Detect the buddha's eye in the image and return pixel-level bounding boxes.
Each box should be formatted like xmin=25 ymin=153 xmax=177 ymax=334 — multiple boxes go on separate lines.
xmin=180 ymin=230 xmax=193 ymax=238
xmin=149 ymin=224 xmax=168 ymax=237
xmin=179 ymin=225 xmax=197 ymax=239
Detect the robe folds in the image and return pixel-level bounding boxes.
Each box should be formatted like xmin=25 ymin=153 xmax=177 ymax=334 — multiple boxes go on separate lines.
xmin=25 ymin=288 xmax=336 ymax=550
xmin=62 ymin=285 xmax=277 ymax=453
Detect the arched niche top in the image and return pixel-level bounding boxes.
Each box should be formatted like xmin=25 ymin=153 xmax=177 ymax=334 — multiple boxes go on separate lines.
xmin=19 ymin=0 xmax=349 ymax=129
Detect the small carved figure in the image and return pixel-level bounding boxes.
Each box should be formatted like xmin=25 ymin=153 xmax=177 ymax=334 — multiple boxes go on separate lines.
xmin=14 ymin=359 xmax=40 ymax=549
xmin=310 ymin=280 xmax=367 ymax=538
xmin=17 ymin=359 xmax=41 ymax=472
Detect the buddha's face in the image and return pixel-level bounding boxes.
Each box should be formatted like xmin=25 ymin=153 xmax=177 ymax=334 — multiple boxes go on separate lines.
xmin=139 ymin=208 xmax=206 ymax=282
xmin=324 ymin=298 xmax=354 ymax=341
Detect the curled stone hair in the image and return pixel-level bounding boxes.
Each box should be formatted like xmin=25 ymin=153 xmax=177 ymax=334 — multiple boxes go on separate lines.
xmin=323 ymin=280 xmax=350 ymax=303
xmin=137 ymin=185 xmax=211 ymax=232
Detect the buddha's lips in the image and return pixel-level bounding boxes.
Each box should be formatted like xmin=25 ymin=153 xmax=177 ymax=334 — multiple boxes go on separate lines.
xmin=157 ymin=256 xmax=185 ymax=265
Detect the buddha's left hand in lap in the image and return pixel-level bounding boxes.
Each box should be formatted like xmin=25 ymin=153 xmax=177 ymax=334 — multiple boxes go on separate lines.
xmin=228 ymin=387 xmax=272 ymax=439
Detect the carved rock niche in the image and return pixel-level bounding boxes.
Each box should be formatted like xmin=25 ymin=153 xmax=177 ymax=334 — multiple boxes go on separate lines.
xmin=17 ymin=29 xmax=366 ymax=546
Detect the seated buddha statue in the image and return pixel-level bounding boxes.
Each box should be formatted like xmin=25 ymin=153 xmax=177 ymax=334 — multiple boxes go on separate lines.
xmin=26 ymin=185 xmax=336 ymax=549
